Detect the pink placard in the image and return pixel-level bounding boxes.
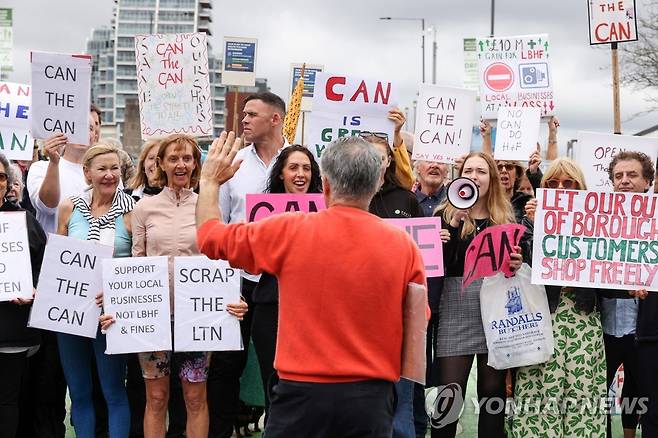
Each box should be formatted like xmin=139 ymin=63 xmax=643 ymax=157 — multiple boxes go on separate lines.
xmin=246 ymin=194 xmax=444 ymax=277
xmin=462 ymin=223 xmax=525 ymax=289
xmin=245 ymin=194 xmax=326 ymax=222
xmin=385 ymin=218 xmax=444 ymax=278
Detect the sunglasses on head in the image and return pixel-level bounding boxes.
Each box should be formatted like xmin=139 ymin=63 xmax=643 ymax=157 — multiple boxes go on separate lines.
xmin=546 ymin=179 xmax=576 ymax=189
xmin=497 ymin=163 xmax=516 ymax=172
xmin=358 ymin=131 xmax=389 ymax=141
xmin=0 ymin=172 xmax=7 ymax=183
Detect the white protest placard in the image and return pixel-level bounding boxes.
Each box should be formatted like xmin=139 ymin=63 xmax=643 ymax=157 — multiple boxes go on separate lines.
xmin=103 ymin=256 xmax=171 ymax=354
xmin=477 ymin=34 xmax=554 ymax=119
xmin=575 ymin=131 xmax=658 ymax=191
xmin=532 ymin=189 xmax=658 ymax=291
xmin=135 ymin=33 xmax=213 ymax=139
xmin=588 ymin=0 xmax=638 ymax=45
xmin=412 ymin=85 xmax=476 ymax=164
xmin=307 ymin=72 xmax=398 ymax=161
xmin=174 ymin=256 xmax=242 ymax=352
xmin=290 ymin=63 xmax=324 ymax=112
xmin=0 ymin=212 xmax=33 ymax=301
xmin=29 ymin=234 xmax=113 ymax=337
xmin=30 ymin=52 xmax=91 ymax=145
xmin=493 ymin=107 xmax=541 ymax=161
xmin=221 ymin=36 xmax=257 ymax=87
xmin=0 ymin=82 xmax=33 ymax=160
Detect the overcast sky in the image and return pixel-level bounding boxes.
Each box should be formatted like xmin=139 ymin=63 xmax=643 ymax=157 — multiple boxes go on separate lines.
xmin=4 ymin=0 xmax=658 ymax=150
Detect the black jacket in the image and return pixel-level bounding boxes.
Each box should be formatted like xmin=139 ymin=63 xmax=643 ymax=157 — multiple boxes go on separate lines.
xmin=369 ymin=181 xmax=423 ymax=219
xmin=0 ymin=200 xmax=47 ymax=348
xmin=511 ymin=191 xmax=532 ymax=223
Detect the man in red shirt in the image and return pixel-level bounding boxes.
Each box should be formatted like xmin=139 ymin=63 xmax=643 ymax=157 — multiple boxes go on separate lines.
xmin=196 ymin=132 xmax=427 ymax=437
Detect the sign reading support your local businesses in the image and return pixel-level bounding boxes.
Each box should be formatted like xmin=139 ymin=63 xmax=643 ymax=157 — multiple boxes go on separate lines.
xmin=221 ymin=37 xmax=257 ymax=87
xmin=174 ymin=256 xmax=242 ymax=352
xmin=477 ymin=34 xmax=554 ymax=119
xmin=588 ymin=0 xmax=638 ymax=45
xmin=103 ymin=256 xmax=171 ymax=354
xmin=0 ymin=81 xmax=33 ymax=160
xmin=307 ymin=73 xmax=398 ymax=161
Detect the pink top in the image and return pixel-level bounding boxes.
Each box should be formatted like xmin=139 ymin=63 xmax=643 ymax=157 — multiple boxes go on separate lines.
xmin=132 ymin=186 xmax=199 ymax=309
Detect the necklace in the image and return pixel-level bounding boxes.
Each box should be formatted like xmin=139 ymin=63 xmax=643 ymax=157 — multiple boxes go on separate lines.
xmin=474 ymin=218 xmax=488 ymax=234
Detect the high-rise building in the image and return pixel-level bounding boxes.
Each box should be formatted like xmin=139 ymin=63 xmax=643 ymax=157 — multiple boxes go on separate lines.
xmin=86 ymin=0 xmax=226 ymax=154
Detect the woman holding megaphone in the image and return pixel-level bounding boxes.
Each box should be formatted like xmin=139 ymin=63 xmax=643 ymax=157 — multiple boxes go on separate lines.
xmin=432 ymin=152 xmax=524 ymax=438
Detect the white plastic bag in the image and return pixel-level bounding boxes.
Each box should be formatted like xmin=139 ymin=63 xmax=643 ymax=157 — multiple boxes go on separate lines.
xmin=480 ymin=264 xmax=554 ymax=370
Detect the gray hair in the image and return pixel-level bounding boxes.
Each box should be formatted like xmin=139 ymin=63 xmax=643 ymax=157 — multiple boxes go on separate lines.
xmin=320 ymin=136 xmax=382 ymax=203
xmin=0 ymin=153 xmax=15 ymax=189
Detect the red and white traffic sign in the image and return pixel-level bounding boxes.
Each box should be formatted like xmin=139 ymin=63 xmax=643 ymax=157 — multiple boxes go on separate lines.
xmin=483 ymin=63 xmax=514 ymax=92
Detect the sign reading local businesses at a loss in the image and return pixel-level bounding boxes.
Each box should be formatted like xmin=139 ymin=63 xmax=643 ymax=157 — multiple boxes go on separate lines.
xmin=221 ymin=36 xmax=257 ymax=87
xmin=588 ymin=0 xmax=638 ymax=45
xmin=477 ymin=34 xmax=555 ymax=119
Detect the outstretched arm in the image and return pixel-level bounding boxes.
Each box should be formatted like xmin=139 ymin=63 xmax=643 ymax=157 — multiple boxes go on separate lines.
xmin=196 ymin=131 xmax=243 ymax=229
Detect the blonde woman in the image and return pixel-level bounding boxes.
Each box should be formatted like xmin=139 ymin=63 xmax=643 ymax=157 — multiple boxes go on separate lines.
xmin=511 ymin=158 xmax=606 ymax=437
xmin=126 ymin=139 xmax=161 ymax=201
xmin=56 ymin=144 xmax=134 ymax=438
xmin=433 ymin=152 xmax=523 ymax=438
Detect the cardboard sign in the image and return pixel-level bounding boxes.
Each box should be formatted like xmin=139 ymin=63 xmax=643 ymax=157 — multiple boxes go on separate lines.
xmin=174 ymin=256 xmax=242 ymax=352
xmin=135 ymin=33 xmax=213 ymax=139
xmin=532 ymin=189 xmax=658 ymax=291
xmin=30 ymin=52 xmax=91 ymax=145
xmin=412 ymin=85 xmax=476 ymax=164
xmin=477 ymin=34 xmax=554 ymax=119
xmin=222 ymin=37 xmax=257 ymax=87
xmin=0 ymin=81 xmax=33 ymax=160
xmin=29 ymin=234 xmax=113 ymax=338
xmin=290 ymin=63 xmax=324 ymax=112
xmin=588 ymin=0 xmax=638 ymax=45
xmin=307 ymin=73 xmax=398 ymax=161
xmin=246 ymin=193 xmax=326 ymax=222
xmin=576 ymin=132 xmax=658 ymax=191
xmin=493 ymin=107 xmax=541 ymax=161
xmin=103 ymin=256 xmax=171 ymax=354
xmin=0 ymin=212 xmax=33 ymax=301
xmin=386 ymin=217 xmax=444 ymax=277
xmin=462 ymin=224 xmax=526 ymax=288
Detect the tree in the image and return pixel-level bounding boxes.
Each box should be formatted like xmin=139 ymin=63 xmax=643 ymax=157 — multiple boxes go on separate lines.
xmin=621 ymin=0 xmax=658 ymax=112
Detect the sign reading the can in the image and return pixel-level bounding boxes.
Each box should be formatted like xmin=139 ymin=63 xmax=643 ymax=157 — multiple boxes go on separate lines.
xmin=588 ymin=0 xmax=638 ymax=45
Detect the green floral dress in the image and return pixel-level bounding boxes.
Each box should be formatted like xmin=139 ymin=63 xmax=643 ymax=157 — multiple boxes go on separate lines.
xmin=511 ymin=290 xmax=607 ymax=437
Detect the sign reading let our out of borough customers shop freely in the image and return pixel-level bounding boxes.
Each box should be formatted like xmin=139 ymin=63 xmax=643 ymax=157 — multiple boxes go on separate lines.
xmin=477 ymin=34 xmax=555 ymax=119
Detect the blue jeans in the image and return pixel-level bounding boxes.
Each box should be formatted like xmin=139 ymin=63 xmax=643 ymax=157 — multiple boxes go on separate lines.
xmin=57 ymin=331 xmax=130 ymax=438
xmin=393 ymin=378 xmax=416 ymax=438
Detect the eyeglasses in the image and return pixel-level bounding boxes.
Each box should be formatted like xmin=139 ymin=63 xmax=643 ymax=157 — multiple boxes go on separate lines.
xmin=546 ymin=178 xmax=576 ymax=189
xmin=497 ymin=163 xmax=516 ymax=172
xmin=358 ymin=131 xmax=389 ymax=141
xmin=0 ymin=173 xmax=7 ymax=182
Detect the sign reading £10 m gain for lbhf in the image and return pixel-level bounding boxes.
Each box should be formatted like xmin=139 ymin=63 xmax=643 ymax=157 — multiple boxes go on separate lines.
xmin=477 ymin=34 xmax=555 ymax=119
xmin=307 ymin=73 xmax=398 ymax=161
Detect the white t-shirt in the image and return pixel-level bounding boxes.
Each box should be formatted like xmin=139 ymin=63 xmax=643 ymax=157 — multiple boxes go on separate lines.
xmin=26 ymin=158 xmax=87 ymax=234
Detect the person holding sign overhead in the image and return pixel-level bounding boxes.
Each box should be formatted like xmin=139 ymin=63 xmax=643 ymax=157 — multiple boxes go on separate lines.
xmin=0 ymin=152 xmax=47 ymax=438
xmin=433 ymin=152 xmax=523 ymax=438
xmin=125 ymin=134 xmax=247 ymax=438
xmin=512 ymin=158 xmax=606 ymax=437
xmin=250 ymin=144 xmax=322 ymax=418
xmin=55 ymin=143 xmax=134 ymax=438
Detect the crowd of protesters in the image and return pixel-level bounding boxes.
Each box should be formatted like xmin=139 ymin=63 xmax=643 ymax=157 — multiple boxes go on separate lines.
xmin=0 ymin=91 xmax=657 ymax=438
